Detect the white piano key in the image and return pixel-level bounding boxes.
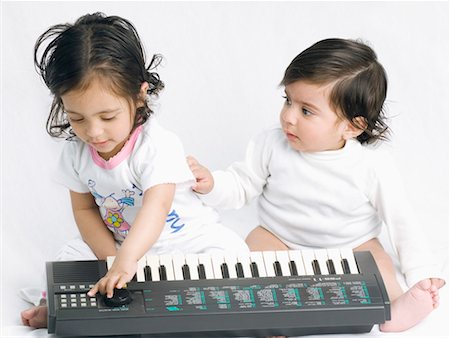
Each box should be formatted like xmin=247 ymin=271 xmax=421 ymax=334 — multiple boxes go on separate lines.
xmin=185 ymin=254 xmax=199 ymax=280
xmin=326 ymin=248 xmax=344 ymax=274
xmin=159 ymin=254 xmax=175 ymax=281
xmin=288 ymin=250 xmax=306 ymax=276
xmin=211 ymin=253 xmax=226 ymax=279
xmin=300 ymin=249 xmax=316 ymax=275
xmin=250 ymin=251 xmax=267 ymax=277
xmin=275 ymin=251 xmax=291 ymax=276
xmin=340 ymin=248 xmax=359 ymax=274
xmin=197 ymin=253 xmax=214 ymax=279
xmin=171 ymin=253 xmax=186 ymax=281
xmin=262 ymin=251 xmax=277 ymax=277
xmin=314 ymin=249 xmax=330 ymax=275
xmin=147 ymin=254 xmax=160 ymax=281
xmin=106 ymin=256 xmax=115 ymax=271
xmin=136 ymin=256 xmax=147 ymax=282
xmin=237 ymin=253 xmax=253 ymax=278
xmin=223 ymin=253 xmax=238 ymax=279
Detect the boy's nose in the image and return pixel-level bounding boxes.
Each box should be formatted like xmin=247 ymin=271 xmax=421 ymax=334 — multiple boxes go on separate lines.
xmin=282 ymin=107 xmax=297 ymax=125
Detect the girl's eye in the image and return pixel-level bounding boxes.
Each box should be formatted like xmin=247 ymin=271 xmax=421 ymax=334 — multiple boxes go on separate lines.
xmin=68 ymin=117 xmax=83 ymax=123
xmin=102 ymin=116 xmax=116 ymax=121
xmin=282 ymin=95 xmax=291 ymax=105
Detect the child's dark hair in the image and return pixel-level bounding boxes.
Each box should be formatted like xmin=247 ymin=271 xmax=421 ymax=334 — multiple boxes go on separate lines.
xmin=281 ymin=38 xmax=389 ymax=144
xmin=34 ymin=12 xmax=164 ymax=138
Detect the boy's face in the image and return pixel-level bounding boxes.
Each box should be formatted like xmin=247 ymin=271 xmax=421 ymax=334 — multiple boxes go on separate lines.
xmin=61 ymin=77 xmax=135 ymax=161
xmin=279 ymin=80 xmax=350 ymax=152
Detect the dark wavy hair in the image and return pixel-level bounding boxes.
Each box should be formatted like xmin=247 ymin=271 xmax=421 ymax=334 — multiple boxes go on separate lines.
xmin=34 ymin=12 xmax=164 ymax=138
xmin=281 ymin=38 xmax=389 ymax=144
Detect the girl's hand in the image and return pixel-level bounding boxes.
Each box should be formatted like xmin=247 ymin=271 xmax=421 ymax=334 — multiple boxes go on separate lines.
xmin=186 ymin=155 xmax=214 ymax=194
xmin=87 ymin=257 xmax=137 ymax=298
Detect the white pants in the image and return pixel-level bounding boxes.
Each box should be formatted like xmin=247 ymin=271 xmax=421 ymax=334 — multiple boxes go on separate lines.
xmin=56 ymin=222 xmax=249 ymax=261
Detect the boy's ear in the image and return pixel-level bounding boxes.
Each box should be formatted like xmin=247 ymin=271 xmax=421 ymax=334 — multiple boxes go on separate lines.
xmin=343 ymin=116 xmax=367 ymax=140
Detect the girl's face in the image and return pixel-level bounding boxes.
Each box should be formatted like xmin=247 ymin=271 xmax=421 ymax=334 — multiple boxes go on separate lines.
xmin=61 ymin=78 xmax=136 ymax=160
xmin=279 ymin=80 xmax=352 ymax=152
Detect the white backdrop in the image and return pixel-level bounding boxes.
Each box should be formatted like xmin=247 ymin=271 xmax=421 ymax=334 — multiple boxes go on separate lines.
xmin=1 ymin=1 xmax=449 ymax=335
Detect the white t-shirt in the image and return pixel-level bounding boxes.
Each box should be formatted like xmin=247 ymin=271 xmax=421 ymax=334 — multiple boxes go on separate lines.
xmin=55 ymin=117 xmax=219 ymax=243
xmin=198 ymin=125 xmax=444 ymax=287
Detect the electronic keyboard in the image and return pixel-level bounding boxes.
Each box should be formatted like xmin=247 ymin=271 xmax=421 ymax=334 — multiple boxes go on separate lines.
xmin=46 ymin=249 xmax=390 ymax=337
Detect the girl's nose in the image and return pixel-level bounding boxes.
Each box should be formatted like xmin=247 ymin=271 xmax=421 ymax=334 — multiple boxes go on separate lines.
xmin=86 ymin=122 xmax=103 ymax=138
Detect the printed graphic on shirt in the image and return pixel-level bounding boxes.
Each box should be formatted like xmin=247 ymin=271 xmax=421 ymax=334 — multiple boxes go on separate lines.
xmin=88 ymin=180 xmax=133 ymax=240
xmin=87 ymin=179 xmax=186 ymax=241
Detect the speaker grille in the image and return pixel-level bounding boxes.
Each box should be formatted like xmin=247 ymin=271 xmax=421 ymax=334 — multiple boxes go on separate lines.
xmin=52 ymin=261 xmax=100 ymax=283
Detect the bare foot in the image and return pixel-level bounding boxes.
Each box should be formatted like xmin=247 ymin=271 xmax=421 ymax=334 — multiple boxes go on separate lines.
xmin=21 ymin=304 xmax=48 ymax=329
xmin=379 ymin=279 xmax=439 ymax=332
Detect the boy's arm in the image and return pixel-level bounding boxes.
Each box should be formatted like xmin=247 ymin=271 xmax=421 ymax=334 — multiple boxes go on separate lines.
xmin=88 ymin=183 xmax=175 ymax=298
xmin=70 ymin=191 xmax=117 ymax=259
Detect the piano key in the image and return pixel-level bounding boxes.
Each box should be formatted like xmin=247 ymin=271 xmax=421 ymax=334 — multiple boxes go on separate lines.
xmin=262 ymin=251 xmax=277 ymax=277
xmin=221 ymin=263 xmax=230 ymax=278
xmin=300 ymin=250 xmax=316 ymax=275
xmin=250 ymin=252 xmax=267 ymax=277
xmin=341 ymin=259 xmax=351 ymax=274
xmin=275 ymin=251 xmax=291 ymax=277
xmin=237 ymin=253 xmax=253 ymax=278
xmin=211 ymin=254 xmax=226 ymax=279
xmin=182 ymin=264 xmax=191 ymax=280
xmin=144 ymin=265 xmax=152 ymax=281
xmin=136 ymin=256 xmax=147 ymax=282
xmin=326 ymin=259 xmax=336 ymax=274
xmin=106 ymin=256 xmax=115 ymax=271
xmin=288 ymin=250 xmax=306 ymax=276
xmin=159 ymin=254 xmax=175 ymax=281
xmin=159 ymin=265 xmax=167 ymax=280
xmin=223 ymin=253 xmax=238 ymax=279
xmin=198 ymin=264 xmax=207 ymax=279
xmin=235 ymin=263 xmax=245 ymax=278
xmin=340 ymin=248 xmax=359 ymax=274
xmin=314 ymin=249 xmax=330 ymax=275
xmin=326 ymin=249 xmax=344 ymax=274
xmin=171 ymin=254 xmax=186 ymax=281
xmin=289 ymin=260 xmax=298 ymax=276
xmin=147 ymin=255 xmax=160 ymax=282
xmin=198 ymin=253 xmax=214 ymax=279
xmin=185 ymin=254 xmax=200 ymax=280
xmin=312 ymin=259 xmax=321 ymax=274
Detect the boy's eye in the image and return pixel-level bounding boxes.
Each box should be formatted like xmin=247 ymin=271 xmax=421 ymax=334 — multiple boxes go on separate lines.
xmin=302 ymin=108 xmax=313 ymax=116
xmin=282 ymin=95 xmax=291 ymax=105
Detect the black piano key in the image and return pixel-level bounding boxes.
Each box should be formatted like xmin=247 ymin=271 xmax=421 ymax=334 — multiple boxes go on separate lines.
xmin=326 ymin=259 xmax=336 ymax=274
xmin=312 ymin=259 xmax=321 ymax=275
xmin=182 ymin=264 xmax=191 ymax=280
xmin=131 ymin=274 xmax=137 ymax=282
xmin=159 ymin=265 xmax=167 ymax=280
xmin=144 ymin=265 xmax=152 ymax=281
xmin=198 ymin=264 xmax=207 ymax=279
xmin=250 ymin=262 xmax=259 ymax=277
xmin=274 ymin=261 xmax=283 ymax=276
xmin=289 ymin=260 xmax=298 ymax=276
xmin=221 ymin=263 xmax=230 ymax=279
xmin=235 ymin=263 xmax=245 ymax=278
xmin=341 ymin=258 xmax=351 ymax=274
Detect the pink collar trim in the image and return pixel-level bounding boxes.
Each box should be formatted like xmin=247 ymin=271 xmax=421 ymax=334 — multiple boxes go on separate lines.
xmin=89 ymin=125 xmax=143 ymax=170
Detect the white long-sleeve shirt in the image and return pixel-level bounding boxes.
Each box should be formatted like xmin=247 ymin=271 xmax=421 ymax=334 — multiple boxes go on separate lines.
xmin=198 ymin=125 xmax=444 ymax=287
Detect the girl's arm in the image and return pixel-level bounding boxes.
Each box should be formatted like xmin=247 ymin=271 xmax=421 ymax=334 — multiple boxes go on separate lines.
xmin=70 ymin=191 xmax=117 ymax=259
xmin=88 ymin=183 xmax=176 ymax=298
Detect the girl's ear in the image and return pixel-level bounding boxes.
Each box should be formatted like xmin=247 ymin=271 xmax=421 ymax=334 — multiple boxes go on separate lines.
xmin=343 ymin=116 xmax=367 ymax=140
xmin=139 ymin=82 xmax=149 ymax=99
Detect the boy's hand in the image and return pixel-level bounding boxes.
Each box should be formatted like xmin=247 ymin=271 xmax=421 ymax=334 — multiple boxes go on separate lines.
xmin=186 ymin=155 xmax=214 ymax=194
xmin=87 ymin=257 xmax=137 ymax=298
